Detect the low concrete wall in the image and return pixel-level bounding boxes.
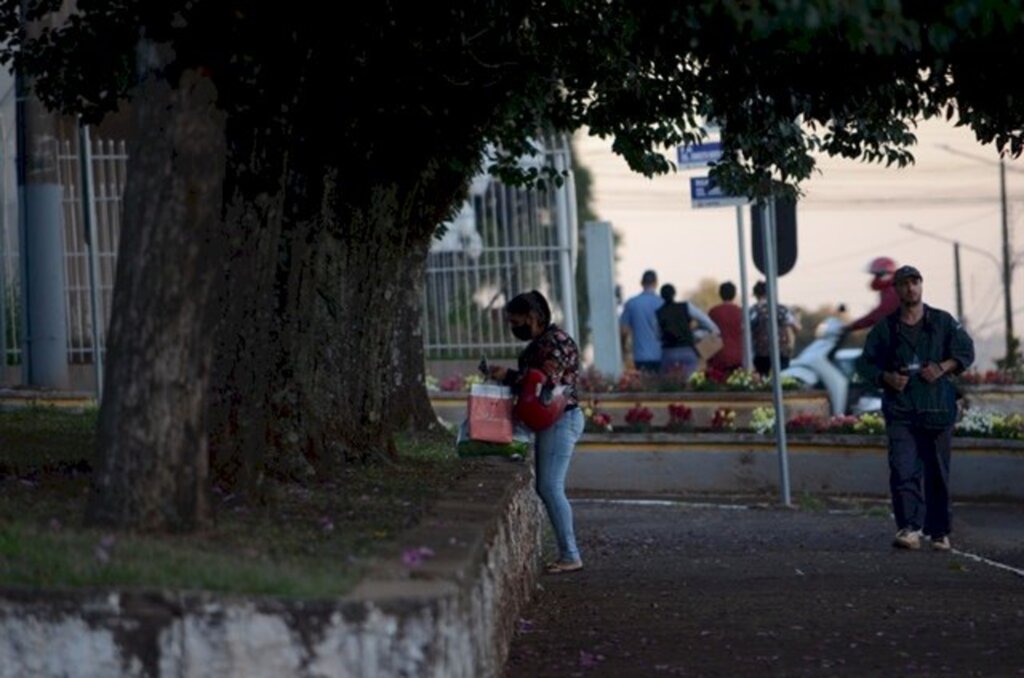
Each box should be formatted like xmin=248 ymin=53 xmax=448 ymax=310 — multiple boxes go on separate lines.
xmin=570 ymin=432 xmax=1024 ymax=501
xmin=964 ymin=385 xmax=1024 ymax=414
xmin=0 ymin=458 xmax=543 ymax=678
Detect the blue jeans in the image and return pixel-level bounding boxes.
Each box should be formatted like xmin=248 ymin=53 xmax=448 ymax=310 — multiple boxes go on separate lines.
xmin=661 ymin=346 xmax=699 ymax=380
xmin=887 ymin=422 xmax=953 ymax=537
xmin=534 ymin=407 xmax=584 ymax=563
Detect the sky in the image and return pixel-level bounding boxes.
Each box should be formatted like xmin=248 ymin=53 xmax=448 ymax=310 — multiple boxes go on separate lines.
xmin=573 ymin=118 xmax=1024 ymax=369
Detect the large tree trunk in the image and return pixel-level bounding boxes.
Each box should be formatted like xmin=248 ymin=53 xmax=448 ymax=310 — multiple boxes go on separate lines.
xmin=205 ymin=125 xmax=299 ymax=496
xmin=388 ymin=239 xmax=447 ymax=435
xmin=87 ymin=59 xmax=227 ymax=531
xmin=203 ymin=80 xmax=480 ymax=483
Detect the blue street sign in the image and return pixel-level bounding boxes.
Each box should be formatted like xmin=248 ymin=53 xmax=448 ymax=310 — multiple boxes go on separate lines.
xmin=689 ymin=176 xmax=749 ymax=209
xmin=676 ymin=141 xmax=723 ymax=169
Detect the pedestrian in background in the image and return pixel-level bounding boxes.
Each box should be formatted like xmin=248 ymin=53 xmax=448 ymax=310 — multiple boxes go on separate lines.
xmin=620 ymin=269 xmax=663 ymax=373
xmin=656 ymin=283 xmax=720 ymax=380
xmin=708 ymin=281 xmax=744 ymax=375
xmin=856 ymin=265 xmax=974 ymax=551
xmin=749 ymin=280 xmax=801 ymax=377
xmin=845 ymin=256 xmax=901 ymax=334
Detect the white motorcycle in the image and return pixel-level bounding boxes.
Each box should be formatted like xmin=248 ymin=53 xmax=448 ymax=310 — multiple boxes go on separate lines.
xmin=780 ymin=317 xmax=882 ymax=416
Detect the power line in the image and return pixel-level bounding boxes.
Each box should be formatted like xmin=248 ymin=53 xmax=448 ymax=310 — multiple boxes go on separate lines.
xmin=802 ymin=210 xmax=1001 ymax=271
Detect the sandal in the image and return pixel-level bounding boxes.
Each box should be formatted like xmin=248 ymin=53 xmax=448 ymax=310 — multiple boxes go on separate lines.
xmin=545 ymin=560 xmax=584 ymax=574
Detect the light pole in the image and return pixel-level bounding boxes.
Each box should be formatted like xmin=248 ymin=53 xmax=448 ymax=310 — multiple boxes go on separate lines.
xmin=898 ymin=222 xmax=1005 ymax=327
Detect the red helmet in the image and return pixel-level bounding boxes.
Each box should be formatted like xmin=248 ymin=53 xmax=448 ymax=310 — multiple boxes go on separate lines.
xmin=514 ymin=368 xmax=568 ymax=432
xmin=866 ymin=256 xmax=897 ymax=290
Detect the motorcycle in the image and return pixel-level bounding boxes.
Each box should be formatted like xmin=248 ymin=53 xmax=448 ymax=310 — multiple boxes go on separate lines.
xmin=780 ymin=317 xmax=882 ymax=416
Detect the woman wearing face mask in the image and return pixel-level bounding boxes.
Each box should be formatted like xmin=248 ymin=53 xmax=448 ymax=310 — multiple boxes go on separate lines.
xmin=488 ymin=290 xmax=585 ymax=574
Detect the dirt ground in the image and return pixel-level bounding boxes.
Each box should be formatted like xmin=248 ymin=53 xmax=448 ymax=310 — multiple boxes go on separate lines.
xmin=504 ymin=495 xmax=1024 ymax=677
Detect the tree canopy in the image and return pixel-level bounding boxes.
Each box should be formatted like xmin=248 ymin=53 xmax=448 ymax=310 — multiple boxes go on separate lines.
xmin=3 ymin=0 xmax=1024 ymax=530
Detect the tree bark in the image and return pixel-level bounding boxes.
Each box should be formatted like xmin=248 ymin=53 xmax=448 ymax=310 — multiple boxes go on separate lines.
xmin=388 ymin=238 xmax=448 ymax=435
xmin=205 ymin=140 xmax=292 ymax=495
xmin=87 ymin=57 xmax=226 ymax=531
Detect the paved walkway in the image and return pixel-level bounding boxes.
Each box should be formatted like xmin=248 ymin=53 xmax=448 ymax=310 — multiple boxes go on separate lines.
xmin=504 ymin=494 xmax=1024 ymax=677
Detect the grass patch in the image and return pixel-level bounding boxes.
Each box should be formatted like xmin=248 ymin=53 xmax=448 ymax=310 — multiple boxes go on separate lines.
xmin=0 ymin=408 xmax=463 ymax=598
xmin=0 ymin=405 xmax=97 ymax=475
xmin=795 ymin=492 xmax=827 ymax=512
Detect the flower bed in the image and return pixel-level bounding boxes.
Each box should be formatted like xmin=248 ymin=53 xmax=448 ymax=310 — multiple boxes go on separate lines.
xmin=428 ymin=365 xmax=1024 ymax=434
xmin=581 ymin=405 xmax=1024 ymax=441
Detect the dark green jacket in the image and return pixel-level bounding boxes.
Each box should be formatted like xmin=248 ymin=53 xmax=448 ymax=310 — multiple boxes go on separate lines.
xmin=856 ymin=305 xmax=974 ymax=428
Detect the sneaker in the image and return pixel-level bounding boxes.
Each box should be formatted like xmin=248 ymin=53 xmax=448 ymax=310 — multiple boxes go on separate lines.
xmin=892 ymin=528 xmax=922 ymax=550
xmin=930 ymin=535 xmax=952 ymax=551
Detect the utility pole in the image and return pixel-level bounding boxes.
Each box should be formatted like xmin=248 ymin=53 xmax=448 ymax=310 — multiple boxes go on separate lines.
xmin=936 ymin=144 xmax=1020 ymax=364
xmin=954 ymin=242 xmax=964 ymax=323
xmin=1000 ymin=157 xmax=1016 ymax=364
xmin=899 ymin=222 xmax=1007 ymax=329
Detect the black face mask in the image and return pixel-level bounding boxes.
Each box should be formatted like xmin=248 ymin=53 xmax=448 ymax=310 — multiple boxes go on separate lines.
xmin=511 ymin=324 xmax=534 ymax=341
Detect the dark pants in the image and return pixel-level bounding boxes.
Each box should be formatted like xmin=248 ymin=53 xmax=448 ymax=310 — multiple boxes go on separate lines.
xmin=886 ymin=422 xmax=953 ymax=537
xmin=753 ymin=355 xmax=790 ymax=377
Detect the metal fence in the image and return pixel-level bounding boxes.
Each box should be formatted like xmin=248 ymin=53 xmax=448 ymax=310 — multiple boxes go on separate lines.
xmin=0 ymin=129 xmax=578 ymax=379
xmin=423 ymin=134 xmax=579 ymax=360
xmin=0 ymin=128 xmax=126 ymax=372
xmin=56 ymin=134 xmax=126 ymax=366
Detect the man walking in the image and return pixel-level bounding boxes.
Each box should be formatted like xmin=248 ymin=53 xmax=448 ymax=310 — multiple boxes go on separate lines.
xmin=856 ymin=265 xmax=974 ymax=551
xmin=620 ymin=270 xmax=663 ymax=373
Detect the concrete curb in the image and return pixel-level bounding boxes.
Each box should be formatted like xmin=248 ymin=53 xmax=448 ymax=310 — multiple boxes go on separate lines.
xmin=0 ymin=457 xmax=542 ymax=677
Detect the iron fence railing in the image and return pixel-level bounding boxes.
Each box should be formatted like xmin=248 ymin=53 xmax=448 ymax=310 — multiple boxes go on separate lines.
xmin=424 ymin=134 xmax=579 ymax=360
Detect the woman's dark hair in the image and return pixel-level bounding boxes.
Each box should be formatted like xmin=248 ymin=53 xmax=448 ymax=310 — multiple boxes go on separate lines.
xmin=506 ymin=290 xmax=552 ymax=326
xmin=659 ymin=284 xmax=676 ymax=303
xmin=753 ymin=280 xmax=767 ymax=298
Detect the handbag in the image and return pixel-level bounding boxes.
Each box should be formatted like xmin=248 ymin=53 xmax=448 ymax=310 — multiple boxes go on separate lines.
xmin=514 ymin=368 xmax=568 ymax=432
xmin=695 ymin=333 xmax=724 ymax=360
xmin=466 ymin=383 xmax=514 ymax=443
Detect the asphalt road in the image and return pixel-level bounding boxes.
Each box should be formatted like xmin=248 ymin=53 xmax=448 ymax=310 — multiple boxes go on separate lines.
xmin=504 ymin=494 xmax=1024 ymax=677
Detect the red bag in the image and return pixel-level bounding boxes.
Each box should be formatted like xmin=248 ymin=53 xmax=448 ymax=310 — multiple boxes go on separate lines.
xmin=514 ymin=368 xmax=567 ymax=432
xmin=467 ymin=384 xmax=514 ymax=444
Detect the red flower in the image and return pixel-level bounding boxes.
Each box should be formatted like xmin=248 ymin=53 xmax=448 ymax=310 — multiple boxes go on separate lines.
xmin=704 ymin=365 xmax=729 ymax=384
xmin=625 ymin=404 xmax=654 ymax=425
xmin=786 ymin=413 xmax=828 ymax=433
xmin=668 ymin=403 xmax=692 ymax=423
xmin=710 ymin=407 xmax=736 ymax=430
xmin=440 ymin=374 xmax=464 ymax=391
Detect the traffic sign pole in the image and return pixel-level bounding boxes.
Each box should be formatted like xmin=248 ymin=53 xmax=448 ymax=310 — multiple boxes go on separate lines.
xmin=736 ymin=206 xmax=753 ymax=370
xmin=762 ymin=197 xmax=792 ymax=507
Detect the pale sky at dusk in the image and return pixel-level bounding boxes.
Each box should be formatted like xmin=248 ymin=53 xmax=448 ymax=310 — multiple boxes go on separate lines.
xmin=573 ymin=118 xmax=1024 ymax=369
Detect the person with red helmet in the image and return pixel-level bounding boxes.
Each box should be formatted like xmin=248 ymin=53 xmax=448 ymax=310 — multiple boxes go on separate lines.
xmin=845 ymin=256 xmax=901 ymax=333
xmin=488 ymin=290 xmax=585 ymax=574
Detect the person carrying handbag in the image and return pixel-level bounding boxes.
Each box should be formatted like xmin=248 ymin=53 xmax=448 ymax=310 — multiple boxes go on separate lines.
xmin=487 ymin=290 xmax=585 ymax=574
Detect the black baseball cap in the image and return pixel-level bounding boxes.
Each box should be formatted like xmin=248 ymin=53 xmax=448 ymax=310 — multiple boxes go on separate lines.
xmin=893 ymin=265 xmax=922 ymax=283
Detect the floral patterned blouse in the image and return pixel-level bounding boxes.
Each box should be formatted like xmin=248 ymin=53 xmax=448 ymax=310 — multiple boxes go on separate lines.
xmin=503 ymin=323 xmax=580 ymax=409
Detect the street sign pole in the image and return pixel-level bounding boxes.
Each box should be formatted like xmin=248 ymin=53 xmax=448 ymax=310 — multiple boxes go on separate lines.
xmin=736 ymin=206 xmax=753 ymax=370
xmin=762 ymin=197 xmax=791 ymax=506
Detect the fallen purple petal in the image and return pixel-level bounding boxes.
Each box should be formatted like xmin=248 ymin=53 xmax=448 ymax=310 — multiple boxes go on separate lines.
xmin=401 ymin=546 xmax=436 ymax=567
